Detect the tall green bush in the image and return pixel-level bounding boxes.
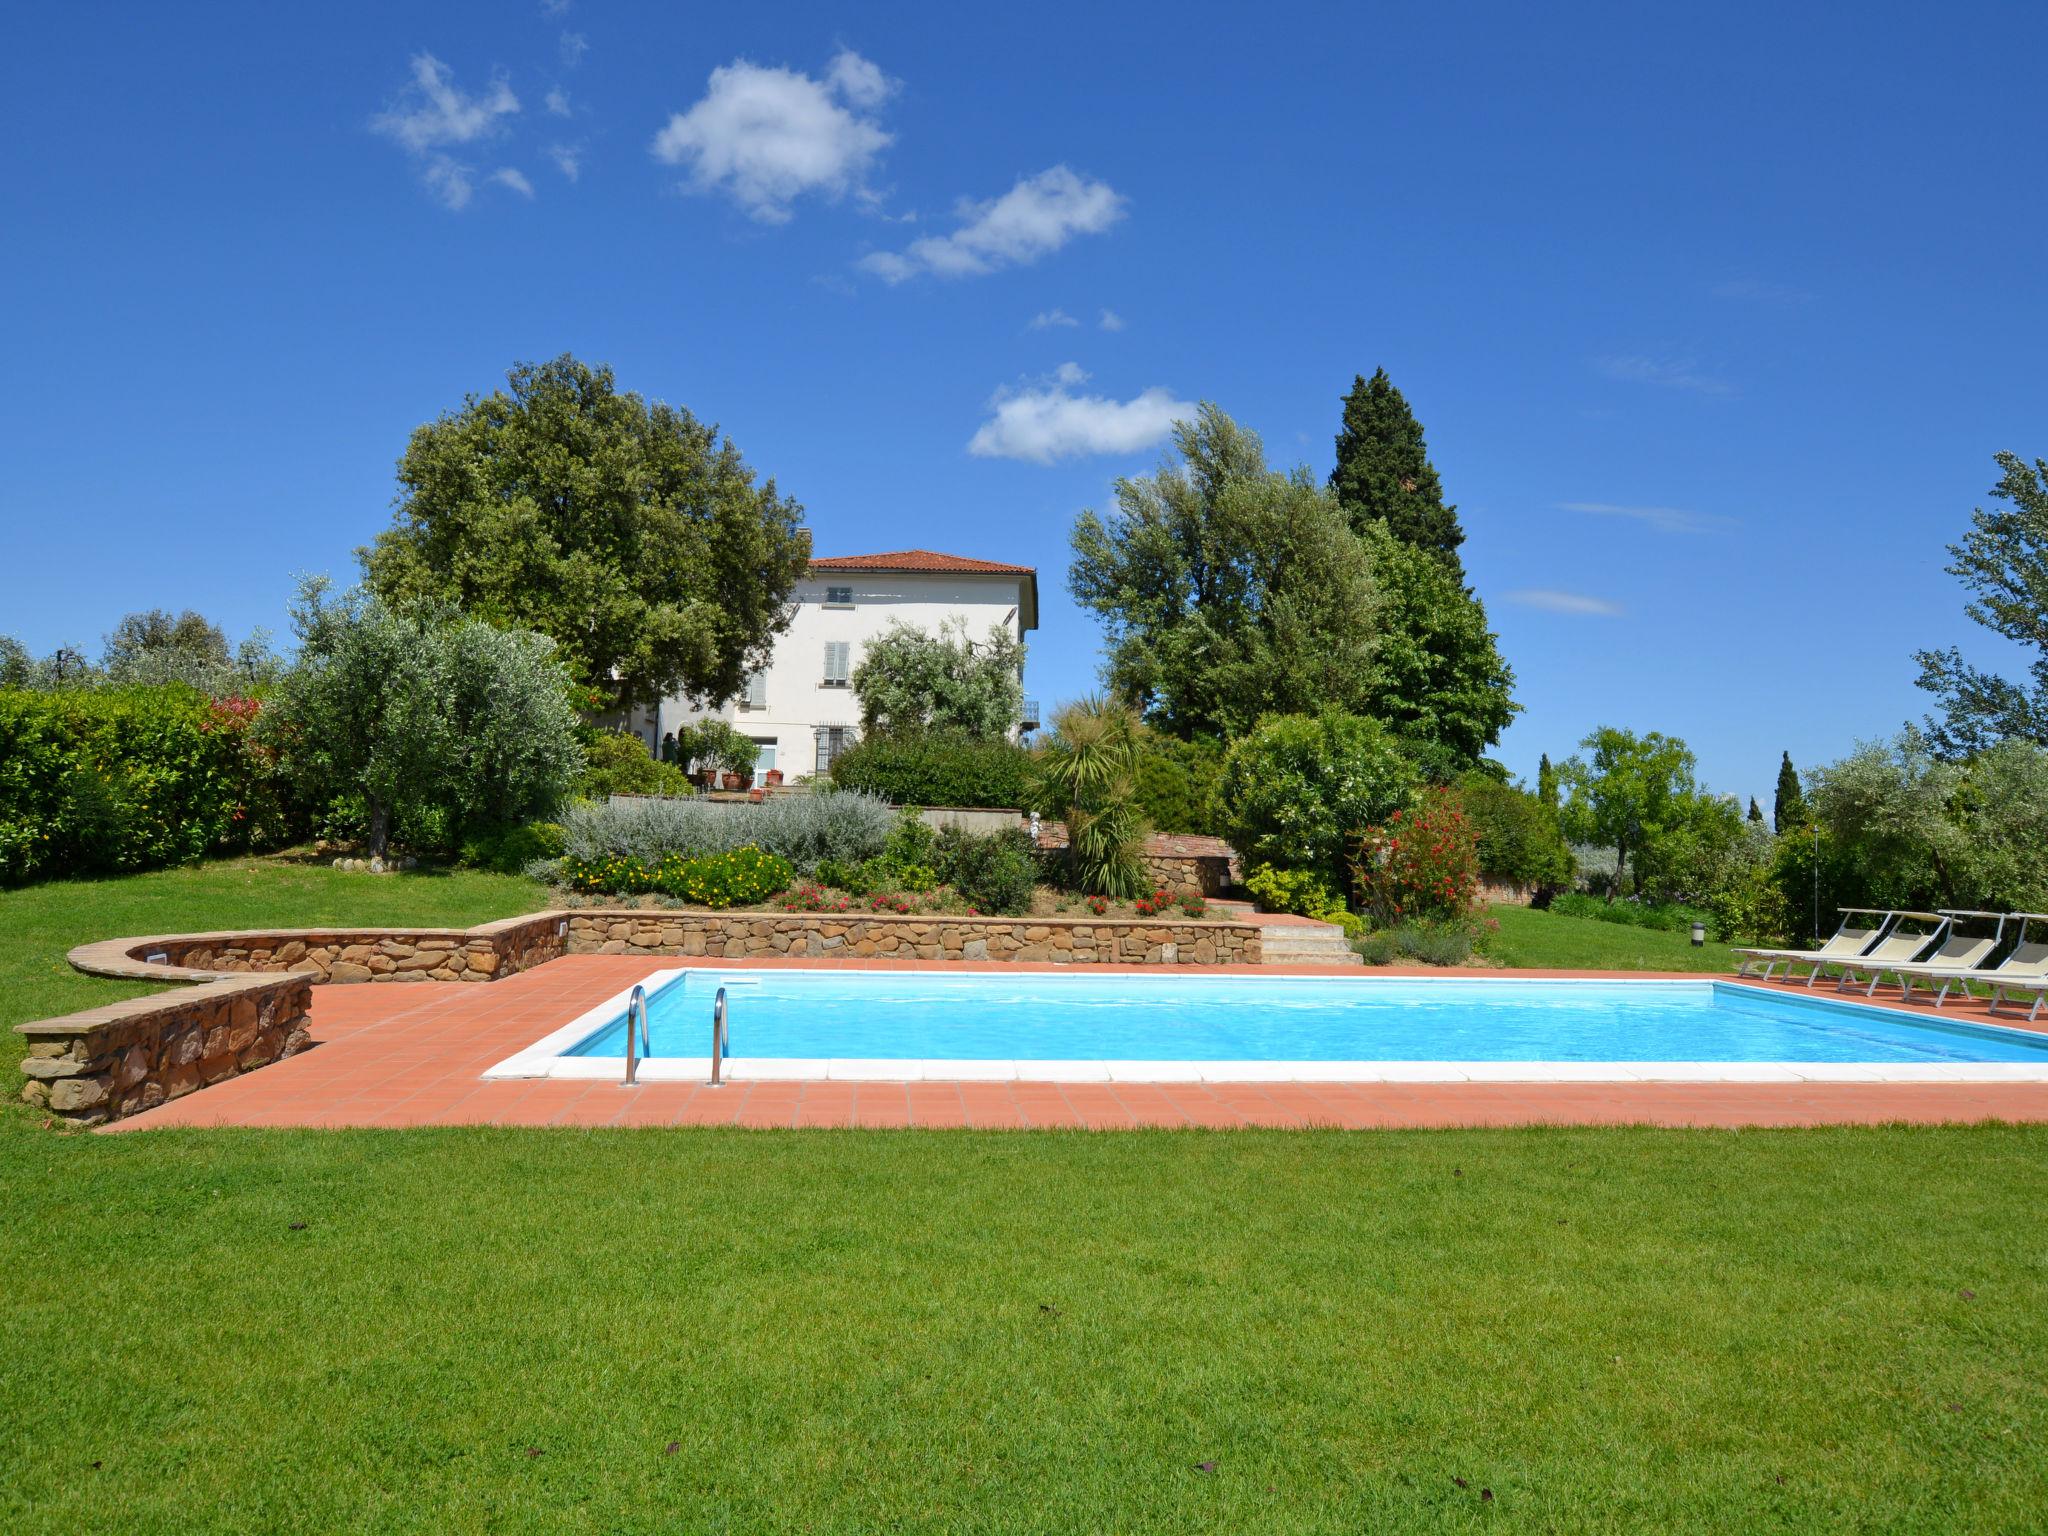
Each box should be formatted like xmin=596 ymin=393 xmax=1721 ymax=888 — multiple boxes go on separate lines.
xmin=0 ymin=686 xmax=293 ymax=884
xmin=1456 ymin=774 xmax=1574 ymax=895
xmin=1131 ymin=735 xmax=1224 ymax=834
xmin=578 ymin=732 xmax=693 ymax=799
xmin=828 ymin=729 xmax=1034 ymax=809
xmin=1216 ymin=710 xmax=1416 ymax=894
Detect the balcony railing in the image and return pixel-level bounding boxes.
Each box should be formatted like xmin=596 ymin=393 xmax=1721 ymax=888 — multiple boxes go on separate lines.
xmin=1016 ymin=697 xmax=1041 ymax=732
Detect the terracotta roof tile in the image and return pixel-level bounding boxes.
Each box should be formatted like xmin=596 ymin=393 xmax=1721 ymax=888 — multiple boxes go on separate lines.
xmin=809 ymin=549 xmax=1036 ymax=575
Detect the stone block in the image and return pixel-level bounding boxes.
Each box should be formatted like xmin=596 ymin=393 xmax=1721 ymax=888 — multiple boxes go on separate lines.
xmin=50 ymin=1076 xmax=109 ymax=1113
xmin=328 ymin=961 xmax=374 ymax=984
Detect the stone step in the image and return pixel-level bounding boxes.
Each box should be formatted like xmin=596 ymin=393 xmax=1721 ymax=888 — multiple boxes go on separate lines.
xmin=1257 ymin=922 xmax=1363 ymax=966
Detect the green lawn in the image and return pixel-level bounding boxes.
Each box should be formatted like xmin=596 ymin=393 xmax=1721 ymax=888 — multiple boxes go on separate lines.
xmin=5 ymin=862 xmax=2041 ymax=1530
xmin=0 ymin=856 xmax=546 ymax=1105
xmin=1482 ymin=902 xmax=1737 ymax=972
xmin=3 ymin=1125 xmax=2043 ymax=1532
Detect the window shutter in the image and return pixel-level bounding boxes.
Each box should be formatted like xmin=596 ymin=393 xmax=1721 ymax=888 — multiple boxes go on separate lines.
xmin=744 ymin=670 xmax=767 ymax=709
xmin=824 ymin=642 xmax=850 ymax=684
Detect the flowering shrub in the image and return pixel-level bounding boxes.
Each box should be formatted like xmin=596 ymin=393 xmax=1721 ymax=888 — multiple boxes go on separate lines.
xmin=560 ymin=843 xmax=793 ymax=908
xmin=1351 ymin=789 xmax=1480 ymax=926
xmin=1085 ymin=894 xmax=1110 ymax=915
xmin=779 ymin=882 xmax=855 ymax=913
xmin=1177 ymin=891 xmax=1208 ymax=918
xmin=1131 ymin=886 xmax=1175 ymax=917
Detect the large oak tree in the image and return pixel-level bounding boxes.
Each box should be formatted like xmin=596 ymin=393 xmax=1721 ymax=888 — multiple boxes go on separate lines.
xmin=362 ymin=356 xmax=811 ymax=712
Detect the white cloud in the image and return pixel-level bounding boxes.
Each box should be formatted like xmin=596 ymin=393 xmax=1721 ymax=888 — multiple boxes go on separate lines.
xmin=540 ymin=0 xmax=571 ymax=15
xmin=1558 ymin=500 xmax=1738 ymax=535
xmin=1594 ymin=354 xmax=1735 ymax=396
xmin=489 ymin=167 xmax=535 ymax=198
xmin=1098 ymin=308 xmax=1125 ymax=331
xmin=1029 ymin=308 xmax=1078 ymax=329
xmin=421 ymin=156 xmax=476 ymax=210
xmin=651 ymin=50 xmax=895 ymax=224
xmin=546 ymin=143 xmax=581 ymax=181
xmin=559 ymin=31 xmax=588 ymax=67
xmin=1504 ymin=589 xmax=1625 ymax=617
xmin=825 ymin=49 xmax=894 ymax=108
xmin=968 ymin=365 xmax=1193 ymax=464
xmin=544 ymin=87 xmax=571 ymax=117
xmin=859 ymin=165 xmax=1125 ymax=282
xmin=371 ymin=54 xmax=519 ymax=155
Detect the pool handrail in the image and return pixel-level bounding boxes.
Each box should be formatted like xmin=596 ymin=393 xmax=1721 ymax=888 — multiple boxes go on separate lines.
xmin=709 ymin=986 xmax=730 ymax=1088
xmin=622 ymin=983 xmax=651 ymax=1085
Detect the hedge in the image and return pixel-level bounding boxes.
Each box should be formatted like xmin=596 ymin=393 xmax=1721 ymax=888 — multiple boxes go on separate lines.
xmin=0 ymin=686 xmax=295 ymax=884
xmin=828 ymin=730 xmax=1034 ymax=810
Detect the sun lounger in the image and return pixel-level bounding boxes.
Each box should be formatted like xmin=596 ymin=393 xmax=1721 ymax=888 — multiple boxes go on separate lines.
xmin=1732 ymin=909 xmax=1896 ymax=983
xmin=1837 ymin=910 xmax=1995 ymax=997
xmin=1802 ymin=912 xmax=1948 ymax=989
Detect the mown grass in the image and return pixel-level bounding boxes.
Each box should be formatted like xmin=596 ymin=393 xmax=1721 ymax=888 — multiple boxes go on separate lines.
xmin=2 ymin=1125 xmax=2043 ymax=1533
xmin=1483 ymin=903 xmax=1737 ymax=972
xmin=5 ymin=862 xmax=2041 ymax=1529
xmin=0 ymin=856 xmax=546 ymax=1107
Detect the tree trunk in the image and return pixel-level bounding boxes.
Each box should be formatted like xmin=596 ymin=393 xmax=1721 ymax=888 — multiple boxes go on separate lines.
xmin=366 ymin=798 xmax=391 ymax=860
xmin=1608 ymin=839 xmax=1627 ymax=903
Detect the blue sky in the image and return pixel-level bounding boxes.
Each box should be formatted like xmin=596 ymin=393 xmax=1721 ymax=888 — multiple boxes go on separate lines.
xmin=4 ymin=0 xmax=2045 ymax=804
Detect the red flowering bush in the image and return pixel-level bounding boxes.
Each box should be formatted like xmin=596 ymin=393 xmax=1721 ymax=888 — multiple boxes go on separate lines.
xmin=1131 ymin=887 xmax=1177 ymax=917
xmin=1351 ymin=790 xmax=1480 ymax=926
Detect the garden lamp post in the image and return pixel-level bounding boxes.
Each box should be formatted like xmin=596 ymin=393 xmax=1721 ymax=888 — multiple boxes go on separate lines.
xmin=1690 ymin=921 xmax=1705 ymax=947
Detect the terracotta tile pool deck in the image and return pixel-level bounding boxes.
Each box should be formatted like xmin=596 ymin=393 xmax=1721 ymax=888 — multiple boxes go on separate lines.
xmin=105 ymin=955 xmax=2048 ymax=1133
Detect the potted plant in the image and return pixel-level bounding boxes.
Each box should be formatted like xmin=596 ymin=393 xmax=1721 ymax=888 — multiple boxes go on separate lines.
xmin=764 ymin=768 xmax=784 ymax=787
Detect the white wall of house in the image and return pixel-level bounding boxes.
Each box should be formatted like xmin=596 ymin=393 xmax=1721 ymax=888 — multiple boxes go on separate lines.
xmin=653 ymin=566 xmax=1036 ymax=784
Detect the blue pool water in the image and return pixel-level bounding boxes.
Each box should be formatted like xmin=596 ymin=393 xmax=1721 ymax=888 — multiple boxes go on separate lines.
xmin=561 ymin=971 xmax=2048 ymax=1063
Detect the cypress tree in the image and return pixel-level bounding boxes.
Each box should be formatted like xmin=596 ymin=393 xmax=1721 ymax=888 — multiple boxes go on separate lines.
xmin=1747 ymin=796 xmax=1764 ymax=823
xmin=1773 ymin=751 xmax=1805 ymax=833
xmin=1330 ymin=368 xmax=1466 ymax=572
xmin=1536 ymin=752 xmax=1558 ymax=808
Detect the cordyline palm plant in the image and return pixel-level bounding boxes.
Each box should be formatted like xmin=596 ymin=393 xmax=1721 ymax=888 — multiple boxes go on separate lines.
xmin=1034 ymin=696 xmax=1153 ymax=899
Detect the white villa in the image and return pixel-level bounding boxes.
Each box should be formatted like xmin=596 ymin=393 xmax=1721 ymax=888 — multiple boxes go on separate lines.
xmin=646 ymin=549 xmax=1039 ymax=786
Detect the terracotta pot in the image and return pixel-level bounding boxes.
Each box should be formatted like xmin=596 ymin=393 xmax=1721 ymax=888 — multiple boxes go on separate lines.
xmin=721 ymin=771 xmax=744 ymax=790
xmin=764 ymin=769 xmax=784 ymax=787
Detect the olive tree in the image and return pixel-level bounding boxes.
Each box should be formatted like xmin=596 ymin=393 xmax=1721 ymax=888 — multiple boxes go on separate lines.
xmin=852 ymin=618 xmax=1025 ymax=738
xmin=262 ymin=579 xmax=582 ymax=857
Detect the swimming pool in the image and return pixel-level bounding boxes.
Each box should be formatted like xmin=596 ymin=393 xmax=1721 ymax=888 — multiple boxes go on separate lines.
xmin=481 ymin=968 xmax=2048 ymax=1083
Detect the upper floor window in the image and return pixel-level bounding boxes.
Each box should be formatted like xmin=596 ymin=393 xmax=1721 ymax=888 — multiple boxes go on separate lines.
xmin=822 ymin=641 xmax=851 ymax=687
xmin=740 ymin=669 xmax=767 ymax=710
xmin=823 ymin=585 xmax=854 ymax=607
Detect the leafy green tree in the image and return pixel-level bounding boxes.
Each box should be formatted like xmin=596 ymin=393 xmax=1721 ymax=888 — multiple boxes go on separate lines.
xmin=1748 ymin=796 xmax=1764 ymax=823
xmin=1537 ymin=752 xmax=1558 ymax=808
xmin=1033 ymin=696 xmax=1152 ymax=897
xmin=852 ymin=618 xmax=1025 ymax=738
xmin=1216 ymin=710 xmax=1417 ymax=894
xmin=362 ymin=355 xmax=811 ymax=713
xmin=262 ymin=579 xmax=582 ymax=857
xmin=1913 ymin=451 xmax=2048 ymax=753
xmin=1773 ymin=750 xmax=1805 ymax=832
xmin=0 ymin=636 xmax=31 ymax=689
xmin=1069 ymin=405 xmax=1381 ymax=740
xmin=1131 ymin=734 xmax=1225 ymax=835
xmin=1556 ymin=727 xmax=1700 ymax=901
xmin=1361 ymin=523 xmax=1516 ymax=763
xmin=99 ymin=609 xmax=279 ymax=694
xmin=1329 ymin=368 xmax=1465 ymax=571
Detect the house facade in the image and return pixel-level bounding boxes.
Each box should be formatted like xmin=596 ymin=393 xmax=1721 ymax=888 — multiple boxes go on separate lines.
xmin=651 ymin=549 xmax=1039 ymax=785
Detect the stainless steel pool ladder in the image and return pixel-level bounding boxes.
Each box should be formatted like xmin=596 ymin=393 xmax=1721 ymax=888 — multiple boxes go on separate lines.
xmin=622 ymin=983 xmax=651 ymax=1085
xmin=708 ymin=986 xmax=730 ymax=1087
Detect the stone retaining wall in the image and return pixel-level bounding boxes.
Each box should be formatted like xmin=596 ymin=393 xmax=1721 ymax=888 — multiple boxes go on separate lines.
xmin=564 ymin=912 xmax=1261 ymax=965
xmin=27 ymin=907 xmax=1262 ymax=1123
xmin=18 ymin=974 xmax=311 ymax=1126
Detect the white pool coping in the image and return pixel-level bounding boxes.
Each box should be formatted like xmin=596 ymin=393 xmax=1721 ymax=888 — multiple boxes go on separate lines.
xmin=479 ymin=966 xmax=2048 ymax=1085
